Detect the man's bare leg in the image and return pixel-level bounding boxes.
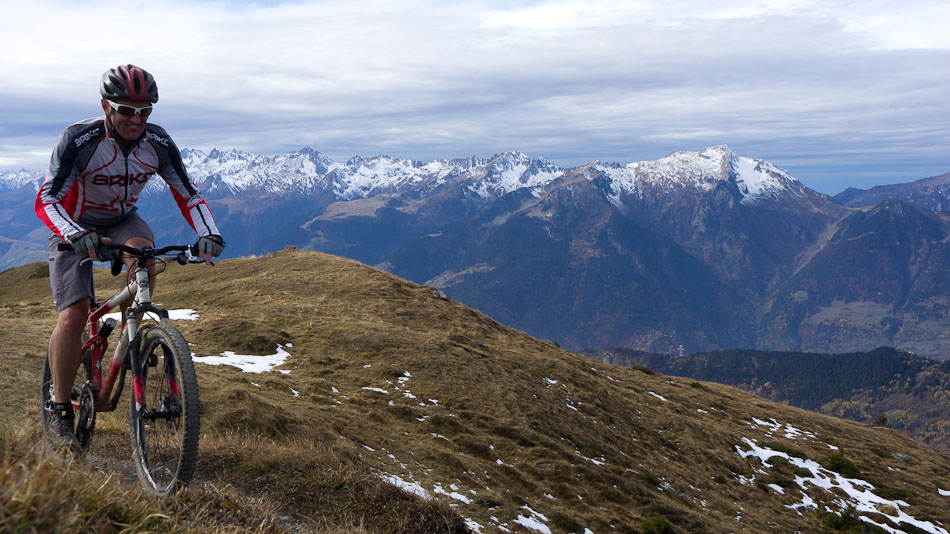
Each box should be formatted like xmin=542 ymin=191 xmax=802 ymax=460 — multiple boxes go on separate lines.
xmin=49 ymin=300 xmax=89 ymax=404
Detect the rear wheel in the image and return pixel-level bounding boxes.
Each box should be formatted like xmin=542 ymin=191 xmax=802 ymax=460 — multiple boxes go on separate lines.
xmin=41 ymin=335 xmax=96 ymax=451
xmin=129 ymin=323 xmax=200 ymax=495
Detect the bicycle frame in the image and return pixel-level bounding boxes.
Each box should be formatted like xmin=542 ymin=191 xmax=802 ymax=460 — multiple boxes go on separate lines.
xmin=81 ymin=256 xmax=152 ymax=413
xmin=76 ymin=243 xmax=198 ymax=414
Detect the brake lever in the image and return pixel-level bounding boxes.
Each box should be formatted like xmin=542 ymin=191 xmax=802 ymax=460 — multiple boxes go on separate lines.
xmin=111 ymin=252 xmax=124 ymax=276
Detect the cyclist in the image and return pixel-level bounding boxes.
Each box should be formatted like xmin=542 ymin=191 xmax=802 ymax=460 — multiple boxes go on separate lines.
xmin=35 ymin=64 xmax=225 ymax=455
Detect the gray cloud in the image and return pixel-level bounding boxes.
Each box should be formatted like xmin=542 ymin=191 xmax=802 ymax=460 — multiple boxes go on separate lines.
xmin=1 ymin=0 xmax=947 ymax=194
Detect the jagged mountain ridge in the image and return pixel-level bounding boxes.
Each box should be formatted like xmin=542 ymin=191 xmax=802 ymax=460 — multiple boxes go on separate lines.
xmin=162 ymin=144 xmax=810 ymax=208
xmin=3 ymin=146 xmax=948 ymax=357
xmin=175 ymin=148 xmax=564 ymax=201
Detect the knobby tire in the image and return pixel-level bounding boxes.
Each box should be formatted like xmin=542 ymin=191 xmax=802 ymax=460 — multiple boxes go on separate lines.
xmin=129 ymin=322 xmax=200 ymax=495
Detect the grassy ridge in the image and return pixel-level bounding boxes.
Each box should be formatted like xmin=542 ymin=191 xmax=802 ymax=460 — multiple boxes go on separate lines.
xmin=2 ymin=249 xmax=950 ymax=532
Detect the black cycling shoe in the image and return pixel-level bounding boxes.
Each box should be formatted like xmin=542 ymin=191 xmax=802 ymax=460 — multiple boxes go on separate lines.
xmin=46 ymin=406 xmax=81 ymax=457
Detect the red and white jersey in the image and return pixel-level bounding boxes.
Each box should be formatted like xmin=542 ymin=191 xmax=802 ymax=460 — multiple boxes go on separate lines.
xmin=35 ymin=117 xmax=220 ymax=240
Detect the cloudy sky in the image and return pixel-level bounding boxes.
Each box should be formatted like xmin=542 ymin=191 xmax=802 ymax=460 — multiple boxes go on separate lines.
xmin=1 ymin=0 xmax=947 ymax=194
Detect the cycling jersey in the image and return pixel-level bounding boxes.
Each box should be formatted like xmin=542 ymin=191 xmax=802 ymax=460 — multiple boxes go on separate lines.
xmin=35 ymin=116 xmax=219 ymax=241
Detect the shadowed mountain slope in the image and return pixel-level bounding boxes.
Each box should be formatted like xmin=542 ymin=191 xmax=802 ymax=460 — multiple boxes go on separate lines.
xmin=759 ymin=199 xmax=950 ymax=356
xmin=2 ymin=249 xmax=949 ymax=533
xmin=835 ymin=172 xmax=950 ymax=213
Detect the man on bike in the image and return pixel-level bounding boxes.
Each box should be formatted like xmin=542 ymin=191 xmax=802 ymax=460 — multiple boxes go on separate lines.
xmin=35 ymin=64 xmax=225 ymax=455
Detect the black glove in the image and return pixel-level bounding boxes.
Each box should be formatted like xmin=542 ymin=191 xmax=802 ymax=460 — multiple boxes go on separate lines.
xmin=67 ymin=229 xmax=100 ymax=255
xmin=195 ymin=234 xmax=225 ymax=258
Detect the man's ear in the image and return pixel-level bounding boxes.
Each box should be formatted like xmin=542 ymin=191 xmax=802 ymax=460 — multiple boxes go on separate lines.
xmin=100 ymin=99 xmax=110 ymax=115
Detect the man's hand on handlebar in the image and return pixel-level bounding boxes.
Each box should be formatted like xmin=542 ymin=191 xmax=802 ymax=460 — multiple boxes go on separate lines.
xmin=67 ymin=229 xmax=107 ymax=260
xmin=195 ymin=235 xmax=225 ymax=265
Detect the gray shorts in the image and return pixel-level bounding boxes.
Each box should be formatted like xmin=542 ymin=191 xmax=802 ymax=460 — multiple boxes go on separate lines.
xmin=48 ymin=211 xmax=154 ymax=311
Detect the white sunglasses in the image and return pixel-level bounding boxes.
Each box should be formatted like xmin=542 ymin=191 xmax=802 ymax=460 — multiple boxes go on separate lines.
xmin=106 ymin=100 xmax=153 ymax=118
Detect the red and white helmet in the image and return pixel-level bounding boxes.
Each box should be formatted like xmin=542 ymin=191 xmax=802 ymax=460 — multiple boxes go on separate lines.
xmin=100 ymin=64 xmax=158 ymax=103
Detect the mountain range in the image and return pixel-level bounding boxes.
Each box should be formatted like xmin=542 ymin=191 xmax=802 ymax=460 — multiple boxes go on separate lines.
xmin=2 ymin=145 xmax=948 ymax=357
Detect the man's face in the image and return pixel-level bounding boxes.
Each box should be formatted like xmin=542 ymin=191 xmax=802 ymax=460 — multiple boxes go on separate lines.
xmin=101 ymin=98 xmax=151 ymax=141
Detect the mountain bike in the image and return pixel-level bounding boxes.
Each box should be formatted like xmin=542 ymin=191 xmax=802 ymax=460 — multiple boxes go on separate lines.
xmin=41 ymin=241 xmax=205 ymax=495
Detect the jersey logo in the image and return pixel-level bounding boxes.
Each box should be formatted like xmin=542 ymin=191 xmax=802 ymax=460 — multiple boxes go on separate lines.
xmin=91 ymin=172 xmax=155 ymax=186
xmin=74 ymin=128 xmax=101 ymax=148
xmin=145 ymin=130 xmax=170 ymax=147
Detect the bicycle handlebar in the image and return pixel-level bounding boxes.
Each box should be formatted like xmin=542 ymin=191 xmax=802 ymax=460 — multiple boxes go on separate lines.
xmin=56 ymin=241 xmax=208 ymax=268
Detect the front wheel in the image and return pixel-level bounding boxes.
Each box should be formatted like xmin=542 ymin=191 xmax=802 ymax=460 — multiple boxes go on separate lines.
xmin=129 ymin=323 xmax=200 ymax=495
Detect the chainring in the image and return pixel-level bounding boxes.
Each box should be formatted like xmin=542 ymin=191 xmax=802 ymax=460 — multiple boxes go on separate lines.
xmin=75 ymin=383 xmax=97 ymax=449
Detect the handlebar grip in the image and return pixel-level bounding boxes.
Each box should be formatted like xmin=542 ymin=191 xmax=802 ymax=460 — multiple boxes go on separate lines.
xmin=57 ymin=241 xmax=114 ymax=263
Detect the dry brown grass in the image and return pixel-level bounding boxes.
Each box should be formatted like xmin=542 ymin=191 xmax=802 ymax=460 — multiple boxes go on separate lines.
xmin=0 ymin=426 xmax=281 ymax=534
xmin=2 ymin=249 xmax=950 ymax=533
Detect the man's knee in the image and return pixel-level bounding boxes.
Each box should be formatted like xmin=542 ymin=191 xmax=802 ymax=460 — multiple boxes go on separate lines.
xmin=56 ymin=301 xmax=89 ymax=334
xmin=124 ymin=236 xmax=153 ymax=248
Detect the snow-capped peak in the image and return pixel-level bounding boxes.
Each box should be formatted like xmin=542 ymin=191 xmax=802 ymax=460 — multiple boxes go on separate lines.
xmin=596 ymin=145 xmax=805 ymax=205
xmin=0 ymin=169 xmax=42 ymax=193
xmin=469 ymin=151 xmax=563 ymax=198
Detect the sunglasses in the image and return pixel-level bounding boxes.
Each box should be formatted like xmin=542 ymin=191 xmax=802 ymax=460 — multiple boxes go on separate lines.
xmin=106 ymin=100 xmax=153 ymax=119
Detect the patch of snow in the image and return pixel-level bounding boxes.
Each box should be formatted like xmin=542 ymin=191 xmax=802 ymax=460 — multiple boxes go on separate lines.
xmin=381 ymin=473 xmax=430 ymax=500
xmin=750 ymin=417 xmax=781 ymax=432
xmin=192 ymin=344 xmax=291 ymax=373
xmin=646 ymin=392 xmax=667 ymax=402
xmin=782 ymin=423 xmax=816 ymax=440
xmin=363 ymin=387 xmax=388 ymax=394
xmin=514 ymin=506 xmax=551 ymax=534
xmin=737 ymin=438 xmax=949 ymax=534
xmin=577 ymin=452 xmax=605 ymax=466
xmin=464 ymin=518 xmax=484 ymax=533
xmin=434 ymin=484 xmax=473 ymax=504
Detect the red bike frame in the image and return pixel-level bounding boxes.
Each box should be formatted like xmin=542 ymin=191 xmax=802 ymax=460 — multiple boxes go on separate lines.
xmin=82 ymin=276 xmax=138 ymax=412
xmin=72 ymin=243 xmax=197 ymax=414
